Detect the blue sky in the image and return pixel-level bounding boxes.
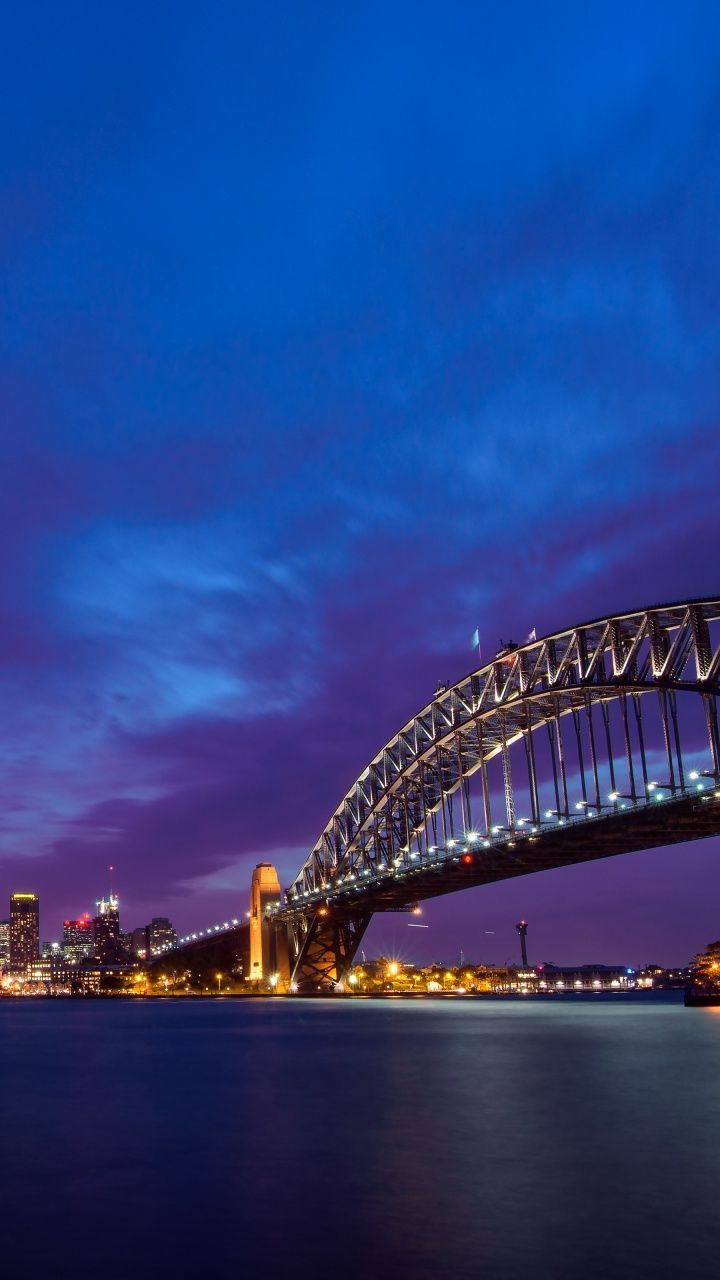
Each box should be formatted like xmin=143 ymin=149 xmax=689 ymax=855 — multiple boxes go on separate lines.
xmin=1 ymin=2 xmax=719 ymax=962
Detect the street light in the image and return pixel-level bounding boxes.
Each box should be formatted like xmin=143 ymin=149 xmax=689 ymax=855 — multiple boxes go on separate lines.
xmin=689 ymin=770 xmax=720 ymax=787
xmin=647 ymin=781 xmax=672 ymax=801
xmin=543 ymin=810 xmax=566 ymax=824
xmin=216 ymin=972 xmax=223 ymax=994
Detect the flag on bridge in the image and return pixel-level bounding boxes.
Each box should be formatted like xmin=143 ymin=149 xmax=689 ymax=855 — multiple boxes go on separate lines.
xmin=527 ymin=627 xmax=537 ymax=643
xmin=471 ymin=627 xmax=481 ymax=656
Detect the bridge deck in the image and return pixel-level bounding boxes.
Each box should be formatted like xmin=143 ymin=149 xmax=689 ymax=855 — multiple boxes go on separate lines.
xmin=280 ymin=791 xmax=720 ymax=920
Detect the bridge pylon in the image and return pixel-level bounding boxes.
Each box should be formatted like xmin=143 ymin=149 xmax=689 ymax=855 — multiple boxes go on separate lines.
xmin=249 ymin=863 xmax=290 ymax=988
xmin=287 ymin=908 xmax=371 ymax=992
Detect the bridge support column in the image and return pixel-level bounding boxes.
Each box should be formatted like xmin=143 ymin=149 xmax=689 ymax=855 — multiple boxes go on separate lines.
xmin=291 ymin=911 xmax=372 ymax=992
xmin=249 ymin=863 xmax=285 ymax=986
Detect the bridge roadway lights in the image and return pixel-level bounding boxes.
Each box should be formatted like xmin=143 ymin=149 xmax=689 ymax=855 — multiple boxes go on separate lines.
xmin=283 ymin=791 xmax=720 ymax=991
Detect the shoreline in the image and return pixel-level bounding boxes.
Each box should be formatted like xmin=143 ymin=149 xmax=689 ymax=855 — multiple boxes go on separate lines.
xmin=0 ymin=988 xmax=685 ymax=1002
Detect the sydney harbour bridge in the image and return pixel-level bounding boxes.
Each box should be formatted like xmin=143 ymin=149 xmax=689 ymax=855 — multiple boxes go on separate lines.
xmin=168 ymin=598 xmax=720 ymax=991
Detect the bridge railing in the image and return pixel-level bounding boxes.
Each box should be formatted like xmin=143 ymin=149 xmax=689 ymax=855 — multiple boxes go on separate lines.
xmin=282 ymin=776 xmax=720 ymax=914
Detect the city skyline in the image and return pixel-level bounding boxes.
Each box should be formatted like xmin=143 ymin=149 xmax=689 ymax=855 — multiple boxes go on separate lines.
xmin=0 ymin=872 xmax=700 ymax=984
xmin=1 ymin=6 xmax=720 ymax=964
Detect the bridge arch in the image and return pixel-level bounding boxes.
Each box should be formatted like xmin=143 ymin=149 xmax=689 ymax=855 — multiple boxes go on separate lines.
xmin=283 ymin=599 xmax=720 ymax=988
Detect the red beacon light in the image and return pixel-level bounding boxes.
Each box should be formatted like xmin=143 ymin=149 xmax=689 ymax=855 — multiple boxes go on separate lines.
xmin=461 ymin=853 xmax=474 ymax=866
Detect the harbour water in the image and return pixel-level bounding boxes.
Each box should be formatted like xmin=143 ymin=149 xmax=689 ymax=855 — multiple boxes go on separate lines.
xmin=2 ymin=993 xmax=719 ymax=1279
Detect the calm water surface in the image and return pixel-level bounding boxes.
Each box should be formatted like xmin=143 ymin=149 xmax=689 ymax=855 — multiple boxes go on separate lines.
xmin=1 ymin=994 xmax=719 ymax=1279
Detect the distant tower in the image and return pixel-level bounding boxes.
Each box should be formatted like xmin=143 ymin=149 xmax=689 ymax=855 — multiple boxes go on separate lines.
xmin=94 ymin=893 xmax=121 ymax=963
xmin=516 ymin=919 xmax=529 ymax=967
xmin=249 ymin=863 xmax=282 ymax=982
xmin=10 ymin=893 xmax=40 ymax=970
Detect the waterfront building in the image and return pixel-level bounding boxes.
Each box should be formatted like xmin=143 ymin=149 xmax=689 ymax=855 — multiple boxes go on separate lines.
xmin=25 ymin=957 xmax=103 ymax=994
xmin=634 ymin=964 xmax=689 ymax=989
xmin=535 ymin=964 xmax=636 ymax=992
xmin=0 ymin=918 xmax=10 ymax=968
xmin=63 ymin=915 xmax=95 ymax=965
xmin=9 ymin=893 xmax=40 ymax=969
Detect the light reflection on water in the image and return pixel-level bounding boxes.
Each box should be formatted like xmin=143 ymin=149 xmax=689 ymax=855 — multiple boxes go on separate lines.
xmin=1 ymin=994 xmax=719 ymax=1279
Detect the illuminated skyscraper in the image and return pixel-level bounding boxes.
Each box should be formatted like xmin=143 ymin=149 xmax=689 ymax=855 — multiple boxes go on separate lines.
xmin=63 ymin=914 xmax=95 ymax=964
xmin=0 ymin=919 xmax=10 ymax=968
xmin=10 ymin=893 xmax=40 ymax=969
xmin=93 ymin=893 xmax=122 ymax=963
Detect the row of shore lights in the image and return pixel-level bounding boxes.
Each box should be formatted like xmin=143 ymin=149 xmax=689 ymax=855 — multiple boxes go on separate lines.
xmin=292 ymin=768 xmax=720 ymax=900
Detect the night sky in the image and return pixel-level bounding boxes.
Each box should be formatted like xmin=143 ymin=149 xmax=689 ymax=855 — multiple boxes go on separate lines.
xmin=2 ymin=3 xmax=720 ymax=966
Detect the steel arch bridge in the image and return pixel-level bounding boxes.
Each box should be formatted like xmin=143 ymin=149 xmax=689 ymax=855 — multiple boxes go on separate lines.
xmin=276 ymin=598 xmax=720 ymax=990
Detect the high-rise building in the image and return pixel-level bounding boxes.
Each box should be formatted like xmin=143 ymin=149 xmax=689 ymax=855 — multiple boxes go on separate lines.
xmin=63 ymin=914 xmax=95 ymax=965
xmin=93 ymin=893 xmax=123 ymax=963
xmin=147 ymin=917 xmax=177 ymax=955
xmin=127 ymin=925 xmax=149 ymax=959
xmin=10 ymin=893 xmax=40 ymax=969
xmin=0 ymin=919 xmax=10 ymax=968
